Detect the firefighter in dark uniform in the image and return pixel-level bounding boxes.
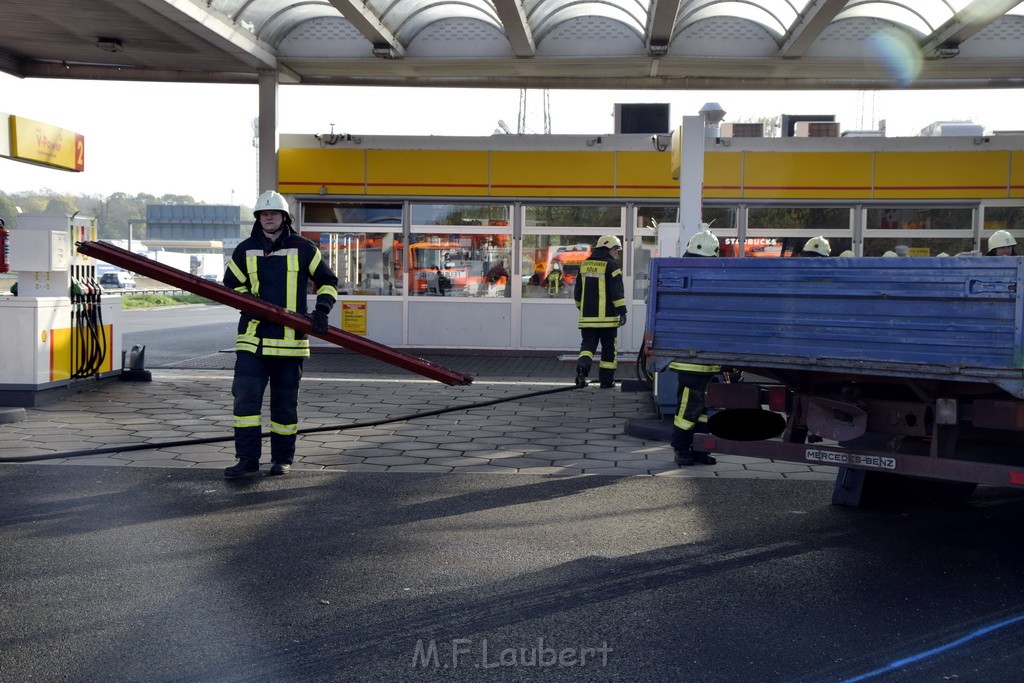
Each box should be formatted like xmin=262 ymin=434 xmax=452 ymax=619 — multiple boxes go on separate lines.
xmin=670 ymin=230 xmax=721 ymax=466
xmin=222 ymin=191 xmax=339 ymax=478
xmin=574 ymin=234 xmax=627 ymax=389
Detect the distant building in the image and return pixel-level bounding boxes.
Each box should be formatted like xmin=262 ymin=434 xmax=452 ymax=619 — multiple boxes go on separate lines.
xmin=145 ymin=205 xmax=247 ymax=241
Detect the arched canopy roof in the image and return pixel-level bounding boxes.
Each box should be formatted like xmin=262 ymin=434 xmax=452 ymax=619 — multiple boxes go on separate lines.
xmin=1 ymin=0 xmax=1023 ymax=89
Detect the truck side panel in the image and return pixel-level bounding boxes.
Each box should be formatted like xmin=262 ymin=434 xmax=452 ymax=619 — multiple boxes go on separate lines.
xmin=646 ymin=256 xmax=1024 ymax=397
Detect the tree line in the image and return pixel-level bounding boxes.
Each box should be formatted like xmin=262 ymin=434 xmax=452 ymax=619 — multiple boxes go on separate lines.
xmin=0 ymin=190 xmax=251 ymax=240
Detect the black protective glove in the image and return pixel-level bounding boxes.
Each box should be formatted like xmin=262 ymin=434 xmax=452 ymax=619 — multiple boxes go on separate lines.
xmin=618 ymin=312 xmax=628 ymax=327
xmin=310 ymin=309 xmax=329 ymax=334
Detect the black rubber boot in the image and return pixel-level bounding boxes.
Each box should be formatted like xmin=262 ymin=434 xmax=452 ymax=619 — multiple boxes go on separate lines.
xmin=674 ymin=449 xmax=695 ymax=466
xmin=224 ymin=459 xmax=260 ymax=479
xmin=267 ymin=462 xmax=291 ymax=476
xmin=691 ymin=451 xmax=717 ymax=465
xmin=575 ymin=364 xmax=589 ymax=388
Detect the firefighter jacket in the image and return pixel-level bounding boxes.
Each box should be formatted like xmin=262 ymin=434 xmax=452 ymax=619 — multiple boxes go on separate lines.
xmin=224 ymin=222 xmax=339 ymax=357
xmin=574 ymin=246 xmax=626 ymax=328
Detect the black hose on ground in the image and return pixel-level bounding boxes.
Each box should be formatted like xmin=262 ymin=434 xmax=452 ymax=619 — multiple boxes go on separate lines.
xmin=0 ymin=383 xmax=581 ymax=463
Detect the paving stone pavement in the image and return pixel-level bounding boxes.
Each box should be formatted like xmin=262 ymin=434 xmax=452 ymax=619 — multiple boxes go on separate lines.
xmin=0 ymin=353 xmax=838 ymax=481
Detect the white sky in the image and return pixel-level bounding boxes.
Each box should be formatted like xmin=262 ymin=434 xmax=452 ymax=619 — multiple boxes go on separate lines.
xmin=1 ymin=71 xmax=1021 ymax=206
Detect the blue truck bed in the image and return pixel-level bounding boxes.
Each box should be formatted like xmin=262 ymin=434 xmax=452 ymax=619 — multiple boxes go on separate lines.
xmin=645 ymin=256 xmax=1024 ymax=398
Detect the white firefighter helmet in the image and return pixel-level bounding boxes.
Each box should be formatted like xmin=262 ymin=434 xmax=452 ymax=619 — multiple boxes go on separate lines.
xmin=882 ymin=250 xmax=898 ymax=258
xmin=838 ymin=249 xmax=855 ymax=258
xmin=254 ymin=190 xmax=291 ymax=219
xmin=801 ymin=236 xmax=831 ymax=257
xmin=685 ymin=230 xmax=720 ymax=257
xmin=596 ymin=234 xmax=622 ymax=250
xmin=988 ymin=230 xmax=1017 ymax=252
xmin=936 ymin=252 xmax=950 ymax=258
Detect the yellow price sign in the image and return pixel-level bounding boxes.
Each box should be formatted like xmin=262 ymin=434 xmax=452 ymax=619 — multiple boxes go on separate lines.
xmin=9 ymin=115 xmax=85 ymax=172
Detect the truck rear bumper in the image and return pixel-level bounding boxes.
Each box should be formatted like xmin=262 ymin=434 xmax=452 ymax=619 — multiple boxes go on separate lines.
xmin=695 ymin=434 xmax=1024 ymax=488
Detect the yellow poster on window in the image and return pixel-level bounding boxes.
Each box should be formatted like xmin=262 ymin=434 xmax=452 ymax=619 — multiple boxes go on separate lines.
xmin=341 ymin=301 xmax=367 ymax=336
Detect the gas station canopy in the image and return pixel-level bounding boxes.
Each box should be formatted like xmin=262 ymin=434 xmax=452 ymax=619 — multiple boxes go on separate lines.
xmin=2 ymin=0 xmax=1024 ymax=90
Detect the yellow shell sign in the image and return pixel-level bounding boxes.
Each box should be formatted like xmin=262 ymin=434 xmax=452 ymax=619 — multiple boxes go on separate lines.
xmin=8 ymin=115 xmax=84 ymax=172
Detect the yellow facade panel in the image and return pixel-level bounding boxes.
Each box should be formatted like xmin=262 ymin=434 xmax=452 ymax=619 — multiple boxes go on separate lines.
xmin=615 ymin=152 xmax=679 ymax=198
xmin=50 ymin=326 xmax=113 ymax=381
xmin=743 ymin=152 xmax=873 ymax=200
xmin=491 ymin=151 xmax=614 ymax=197
xmin=1009 ymin=150 xmax=1024 ymax=199
xmin=279 ymin=148 xmax=365 ymax=195
xmin=366 ymin=150 xmax=489 ymax=196
xmin=874 ymin=151 xmax=1009 ymax=199
xmin=704 ymin=152 xmax=743 ymax=199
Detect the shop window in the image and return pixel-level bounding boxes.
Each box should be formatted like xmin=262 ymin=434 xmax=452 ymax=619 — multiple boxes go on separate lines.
xmin=410 ymin=203 xmax=509 ymax=226
xmin=865 ymin=207 xmax=974 ymax=257
xmin=302 ymin=202 xmax=402 ymax=226
xmin=748 ymin=206 xmax=851 ymax=257
xmin=409 ymin=232 xmax=512 ymax=298
xmin=862 ymin=238 xmax=973 ymax=257
xmin=632 ymin=231 xmax=658 ymax=300
xmin=521 ymin=235 xmax=611 ymax=299
xmin=525 ymin=205 xmax=621 ymax=228
xmin=304 ymin=231 xmax=403 ymax=296
xmin=637 ymin=205 xmax=678 ymax=230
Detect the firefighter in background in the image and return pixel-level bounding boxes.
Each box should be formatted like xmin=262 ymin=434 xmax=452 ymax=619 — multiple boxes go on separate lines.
xmin=799 ymin=235 xmax=831 ymax=257
xmin=528 ymin=261 xmax=546 ymax=287
xmin=546 ymin=262 xmax=564 ymax=297
xmin=222 ymin=191 xmax=339 ymax=479
xmin=669 ymin=230 xmax=721 ymax=467
xmin=574 ymin=234 xmax=627 ymax=388
xmin=987 ymin=230 xmax=1017 ymax=256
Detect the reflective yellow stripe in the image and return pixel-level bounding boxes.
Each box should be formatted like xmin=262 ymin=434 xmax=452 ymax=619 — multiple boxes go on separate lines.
xmin=578 ymin=350 xmax=594 ymax=360
xmin=270 ymin=421 xmax=298 ymax=436
xmin=309 ymin=249 xmax=322 ymax=273
xmin=234 ymin=415 xmax=261 ymax=429
xmin=227 ymin=259 xmax=247 ymax=286
xmin=246 ymin=254 xmax=260 ymax=297
xmin=262 ymin=346 xmax=310 ymax=357
xmin=674 ymin=387 xmax=695 ymax=430
xmin=669 ymin=361 xmax=721 ymax=373
xmin=286 ymin=252 xmax=299 ymax=312
xmin=317 ymin=284 xmax=338 ymax=299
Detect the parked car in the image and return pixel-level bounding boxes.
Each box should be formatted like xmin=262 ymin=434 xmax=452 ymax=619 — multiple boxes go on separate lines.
xmin=100 ymin=272 xmax=137 ymax=289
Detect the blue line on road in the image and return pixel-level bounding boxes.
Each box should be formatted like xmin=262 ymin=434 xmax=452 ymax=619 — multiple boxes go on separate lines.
xmin=839 ymin=613 xmax=1024 ymax=683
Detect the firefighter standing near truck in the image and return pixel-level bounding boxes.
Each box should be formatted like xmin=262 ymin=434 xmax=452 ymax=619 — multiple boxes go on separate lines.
xmin=222 ymin=191 xmax=339 ymax=478
xmin=574 ymin=235 xmax=627 ymax=388
xmin=798 ymin=235 xmax=831 ymax=258
xmin=987 ymin=230 xmax=1017 ymax=256
xmin=670 ymin=230 xmax=722 ymax=466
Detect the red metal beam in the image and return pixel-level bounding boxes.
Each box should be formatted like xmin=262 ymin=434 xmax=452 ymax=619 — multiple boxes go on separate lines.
xmin=77 ymin=240 xmax=474 ymax=386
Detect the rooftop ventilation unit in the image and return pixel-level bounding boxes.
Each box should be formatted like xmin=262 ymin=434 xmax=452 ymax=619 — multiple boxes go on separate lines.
xmin=794 ymin=121 xmax=839 ymax=137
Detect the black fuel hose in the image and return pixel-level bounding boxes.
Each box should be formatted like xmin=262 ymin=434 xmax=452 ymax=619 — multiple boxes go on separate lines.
xmin=0 ymin=383 xmax=581 ymax=463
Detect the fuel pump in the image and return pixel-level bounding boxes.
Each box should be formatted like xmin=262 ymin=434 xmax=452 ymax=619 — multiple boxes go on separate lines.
xmin=0 ymin=213 xmax=122 ymax=406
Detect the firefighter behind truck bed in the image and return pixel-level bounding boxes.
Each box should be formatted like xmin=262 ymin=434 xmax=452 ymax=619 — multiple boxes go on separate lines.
xmin=222 ymin=191 xmax=339 ymax=479
xmin=574 ymin=234 xmax=627 ymax=389
xmin=669 ymin=230 xmax=722 ymax=467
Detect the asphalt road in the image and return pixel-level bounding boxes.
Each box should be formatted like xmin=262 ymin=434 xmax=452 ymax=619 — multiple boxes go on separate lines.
xmin=3 ymin=466 xmax=1024 ymax=682
xmin=120 ymin=304 xmax=237 ymax=368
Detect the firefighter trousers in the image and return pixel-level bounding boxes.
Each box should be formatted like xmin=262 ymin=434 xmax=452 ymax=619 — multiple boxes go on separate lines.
xmin=671 ymin=369 xmax=714 ymax=453
xmin=232 ymin=351 xmax=304 ymax=464
xmin=577 ymin=327 xmax=618 ymax=384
